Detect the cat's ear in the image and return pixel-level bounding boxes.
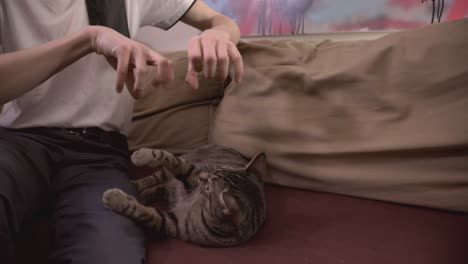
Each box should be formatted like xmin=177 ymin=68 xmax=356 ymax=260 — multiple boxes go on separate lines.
xmin=244 ymin=152 xmax=267 ymax=180
xmin=220 ymin=190 xmax=244 ymax=226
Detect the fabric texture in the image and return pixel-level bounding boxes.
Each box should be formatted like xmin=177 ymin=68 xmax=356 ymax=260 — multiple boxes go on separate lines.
xmin=11 ymin=166 xmax=468 ymax=264
xmin=145 ymin=183 xmax=468 ymax=264
xmin=210 ymin=18 xmax=468 ymax=212
xmin=0 ymin=127 xmax=145 ymax=264
xmin=137 ymin=0 xmax=195 ymax=30
xmin=0 ymin=0 xmax=194 ymax=135
xmin=128 ymin=51 xmax=226 ymax=153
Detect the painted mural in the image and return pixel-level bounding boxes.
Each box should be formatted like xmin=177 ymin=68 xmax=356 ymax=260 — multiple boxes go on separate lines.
xmin=205 ymin=0 xmax=468 ymax=36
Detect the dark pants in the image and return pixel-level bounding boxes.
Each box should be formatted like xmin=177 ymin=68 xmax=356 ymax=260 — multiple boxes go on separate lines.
xmin=0 ymin=127 xmax=146 ymax=264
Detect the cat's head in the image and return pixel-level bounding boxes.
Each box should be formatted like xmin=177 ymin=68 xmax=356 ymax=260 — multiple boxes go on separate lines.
xmin=198 ymin=152 xmax=267 ymax=238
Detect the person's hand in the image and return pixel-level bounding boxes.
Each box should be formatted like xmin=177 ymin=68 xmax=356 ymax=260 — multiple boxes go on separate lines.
xmin=185 ymin=29 xmax=243 ymax=90
xmin=87 ymin=26 xmax=174 ymax=99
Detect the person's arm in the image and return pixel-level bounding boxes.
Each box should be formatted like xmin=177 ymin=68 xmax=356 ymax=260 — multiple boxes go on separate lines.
xmin=181 ymin=0 xmax=240 ymax=44
xmin=180 ymin=0 xmax=243 ymax=89
xmin=0 ymin=28 xmax=92 ymax=105
xmin=0 ymin=25 xmax=172 ymax=105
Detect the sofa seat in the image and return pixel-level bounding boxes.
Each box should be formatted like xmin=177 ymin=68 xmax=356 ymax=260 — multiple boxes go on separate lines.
xmin=146 ymin=185 xmax=468 ymax=264
xmin=14 ymin=166 xmax=468 ymax=264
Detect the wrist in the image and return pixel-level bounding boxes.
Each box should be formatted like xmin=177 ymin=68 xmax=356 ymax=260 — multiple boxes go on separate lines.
xmin=202 ymin=29 xmax=231 ymax=41
xmin=80 ymin=26 xmax=99 ymax=54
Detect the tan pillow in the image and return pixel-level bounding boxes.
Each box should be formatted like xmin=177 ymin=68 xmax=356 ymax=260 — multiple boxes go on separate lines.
xmin=128 ymin=51 xmax=225 ymax=154
xmin=211 ymin=19 xmax=468 ymax=212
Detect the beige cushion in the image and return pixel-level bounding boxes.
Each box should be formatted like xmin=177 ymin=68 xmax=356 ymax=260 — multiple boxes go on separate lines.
xmin=128 ymin=51 xmax=225 ymax=154
xmin=210 ymin=19 xmax=468 ymax=212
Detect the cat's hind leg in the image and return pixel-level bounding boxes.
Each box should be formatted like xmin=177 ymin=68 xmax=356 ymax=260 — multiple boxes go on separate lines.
xmin=132 ymin=169 xmax=168 ymax=192
xmin=131 ymin=148 xmax=192 ymax=176
xmin=132 ymin=168 xmax=176 ymax=205
xmin=103 ymin=189 xmax=179 ymax=238
xmin=133 ymin=149 xmax=198 ymax=189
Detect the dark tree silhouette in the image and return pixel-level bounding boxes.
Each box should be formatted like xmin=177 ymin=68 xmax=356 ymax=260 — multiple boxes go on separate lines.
xmin=422 ymin=0 xmax=445 ymax=23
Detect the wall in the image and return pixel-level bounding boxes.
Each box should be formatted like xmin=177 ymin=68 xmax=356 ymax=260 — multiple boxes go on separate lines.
xmin=135 ymin=22 xmax=391 ymax=53
xmin=135 ymin=23 xmax=201 ymax=52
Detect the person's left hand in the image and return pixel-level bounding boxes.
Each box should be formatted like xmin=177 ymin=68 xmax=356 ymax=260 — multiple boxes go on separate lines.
xmin=185 ymin=29 xmax=243 ymax=90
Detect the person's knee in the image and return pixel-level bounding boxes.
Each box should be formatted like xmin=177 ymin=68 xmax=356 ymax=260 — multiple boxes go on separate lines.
xmin=0 ymin=164 xmax=17 ymax=263
xmin=50 ymin=209 xmax=146 ymax=264
xmin=0 ymin=197 xmax=14 ymax=263
xmin=0 ymin=168 xmax=18 ymax=238
xmin=92 ymin=244 xmax=145 ymax=264
xmin=0 ymin=193 xmax=12 ymax=236
xmin=51 ymin=239 xmax=146 ymax=264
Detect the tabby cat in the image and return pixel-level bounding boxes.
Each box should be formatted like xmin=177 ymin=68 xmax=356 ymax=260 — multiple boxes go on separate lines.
xmin=102 ymin=144 xmax=267 ymax=247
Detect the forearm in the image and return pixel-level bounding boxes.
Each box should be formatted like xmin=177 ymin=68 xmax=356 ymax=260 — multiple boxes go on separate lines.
xmin=0 ymin=27 xmax=94 ymax=105
xmin=181 ymin=1 xmax=241 ymax=45
xmin=198 ymin=14 xmax=240 ymax=44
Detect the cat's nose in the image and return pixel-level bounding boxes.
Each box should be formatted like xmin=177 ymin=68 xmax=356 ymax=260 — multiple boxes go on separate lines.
xmin=199 ymin=172 xmax=209 ymax=180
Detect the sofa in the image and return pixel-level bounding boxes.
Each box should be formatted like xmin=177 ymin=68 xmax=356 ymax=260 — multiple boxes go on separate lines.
xmin=14 ymin=166 xmax=468 ymax=264
xmin=15 ymin=19 xmax=468 ymax=263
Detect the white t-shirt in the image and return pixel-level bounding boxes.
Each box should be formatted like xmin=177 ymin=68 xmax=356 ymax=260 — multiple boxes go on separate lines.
xmin=0 ymin=0 xmax=195 ymax=135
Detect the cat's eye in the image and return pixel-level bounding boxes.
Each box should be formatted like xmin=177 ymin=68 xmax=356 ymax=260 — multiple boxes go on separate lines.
xmin=205 ymin=185 xmax=211 ymax=193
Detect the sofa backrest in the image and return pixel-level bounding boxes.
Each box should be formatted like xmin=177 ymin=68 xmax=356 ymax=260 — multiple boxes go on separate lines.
xmin=129 ymin=18 xmax=468 ymax=212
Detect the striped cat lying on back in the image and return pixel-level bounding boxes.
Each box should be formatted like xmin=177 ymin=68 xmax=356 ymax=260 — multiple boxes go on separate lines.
xmin=103 ymin=145 xmax=267 ymax=247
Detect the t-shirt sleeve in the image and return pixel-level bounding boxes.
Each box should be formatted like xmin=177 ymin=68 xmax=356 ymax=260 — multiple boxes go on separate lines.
xmin=139 ymin=0 xmax=196 ymax=30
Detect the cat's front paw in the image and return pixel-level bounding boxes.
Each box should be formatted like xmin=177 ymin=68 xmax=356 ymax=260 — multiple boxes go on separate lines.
xmin=102 ymin=188 xmax=136 ymax=213
xmin=132 ymin=148 xmax=157 ymax=167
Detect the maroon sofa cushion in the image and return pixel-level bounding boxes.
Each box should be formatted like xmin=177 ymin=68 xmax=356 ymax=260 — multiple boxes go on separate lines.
xmin=146 ymin=185 xmax=468 ymax=264
xmin=14 ymin=167 xmax=468 ymax=264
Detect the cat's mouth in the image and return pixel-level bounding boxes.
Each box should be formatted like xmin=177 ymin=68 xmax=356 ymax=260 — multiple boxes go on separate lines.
xmin=219 ymin=188 xmax=231 ymax=216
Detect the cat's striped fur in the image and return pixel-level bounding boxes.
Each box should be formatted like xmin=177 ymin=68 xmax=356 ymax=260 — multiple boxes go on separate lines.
xmin=103 ymin=145 xmax=267 ymax=247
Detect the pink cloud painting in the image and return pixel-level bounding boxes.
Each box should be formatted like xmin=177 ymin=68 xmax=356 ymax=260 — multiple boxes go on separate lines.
xmin=205 ymin=0 xmax=468 ymax=36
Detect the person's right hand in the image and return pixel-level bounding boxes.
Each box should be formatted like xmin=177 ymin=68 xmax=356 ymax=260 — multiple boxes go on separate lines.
xmin=87 ymin=26 xmax=174 ymax=99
